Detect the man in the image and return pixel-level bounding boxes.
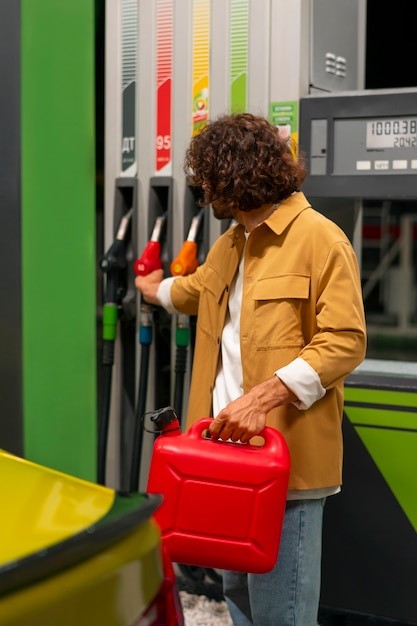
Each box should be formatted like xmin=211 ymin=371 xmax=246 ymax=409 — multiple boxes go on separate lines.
xmin=135 ymin=113 xmax=367 ymax=626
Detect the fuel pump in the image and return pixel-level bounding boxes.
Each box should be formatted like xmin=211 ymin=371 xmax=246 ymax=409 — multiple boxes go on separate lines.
xmin=299 ymin=88 xmax=417 ymax=624
xmin=170 ymin=208 xmax=204 ymax=417
xmin=97 ymin=208 xmax=133 ymax=485
xmin=130 ymin=212 xmax=167 ymax=492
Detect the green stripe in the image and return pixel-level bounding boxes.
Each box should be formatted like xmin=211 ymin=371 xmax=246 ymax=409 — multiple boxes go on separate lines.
xmin=345 ymin=406 xmax=417 ymax=431
xmin=345 ymin=394 xmax=417 ymax=531
xmin=354 ymin=425 xmax=417 ymax=532
xmin=345 ymin=386 xmax=417 ymax=407
xmin=21 ymin=0 xmax=97 ymax=480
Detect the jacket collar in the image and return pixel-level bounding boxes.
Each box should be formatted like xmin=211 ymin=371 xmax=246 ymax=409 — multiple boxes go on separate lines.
xmin=227 ymin=191 xmax=311 ymax=244
xmin=264 ymin=192 xmax=311 ymax=235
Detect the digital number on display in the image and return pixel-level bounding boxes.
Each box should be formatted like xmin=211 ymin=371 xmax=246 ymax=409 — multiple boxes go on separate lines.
xmin=366 ymin=118 xmax=417 ymax=149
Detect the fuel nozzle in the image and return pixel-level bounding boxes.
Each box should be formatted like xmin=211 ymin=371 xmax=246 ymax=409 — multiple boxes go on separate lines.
xmin=100 ymin=208 xmax=133 ymax=278
xmin=97 ymin=208 xmax=133 ymax=486
xmin=170 ymin=209 xmax=204 ymax=276
xmin=134 ymin=212 xmax=167 ymax=277
xmin=133 ymin=212 xmax=167 ymax=346
xmin=99 ymin=208 xmax=134 ymax=341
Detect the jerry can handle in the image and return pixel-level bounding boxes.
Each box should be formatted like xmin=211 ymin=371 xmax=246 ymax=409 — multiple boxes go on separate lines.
xmin=186 ymin=418 xmax=214 ymax=439
xmin=187 ymin=417 xmax=289 ymax=455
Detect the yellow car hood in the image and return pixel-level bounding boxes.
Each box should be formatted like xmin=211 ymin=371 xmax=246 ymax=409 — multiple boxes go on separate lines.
xmin=0 ymin=449 xmax=115 ymax=565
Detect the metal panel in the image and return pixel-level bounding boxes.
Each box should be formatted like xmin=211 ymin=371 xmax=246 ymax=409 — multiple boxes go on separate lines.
xmin=300 ymin=88 xmax=417 ymax=199
xmin=105 ymin=0 xmax=123 ymax=252
xmin=311 ymin=0 xmax=363 ymax=92
xmin=121 ymin=0 xmax=138 ymax=175
xmin=171 ymin=0 xmax=193 ymax=256
xmin=270 ymin=0 xmax=310 ymax=103
xmin=248 ymin=0 xmax=269 ymax=115
xmin=0 ymin=0 xmax=23 ymax=455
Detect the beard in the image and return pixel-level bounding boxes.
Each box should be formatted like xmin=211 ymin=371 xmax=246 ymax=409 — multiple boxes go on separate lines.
xmin=211 ymin=200 xmax=235 ymax=220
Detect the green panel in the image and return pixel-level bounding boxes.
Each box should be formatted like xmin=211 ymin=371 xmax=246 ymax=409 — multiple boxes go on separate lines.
xmin=230 ymin=0 xmax=248 ymax=113
xmin=345 ymin=406 xmax=417 ymax=430
xmin=231 ymin=74 xmax=247 ymax=114
xmin=345 ymin=386 xmax=417 ymax=407
xmin=21 ymin=0 xmax=96 ymax=480
xmin=354 ymin=426 xmax=417 ymax=532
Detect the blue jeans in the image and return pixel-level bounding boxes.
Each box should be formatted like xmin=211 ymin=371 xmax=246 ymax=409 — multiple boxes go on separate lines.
xmin=223 ymin=498 xmax=326 ymax=626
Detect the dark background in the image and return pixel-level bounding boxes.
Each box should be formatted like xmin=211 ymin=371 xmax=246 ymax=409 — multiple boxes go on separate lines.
xmin=366 ymin=0 xmax=416 ymax=89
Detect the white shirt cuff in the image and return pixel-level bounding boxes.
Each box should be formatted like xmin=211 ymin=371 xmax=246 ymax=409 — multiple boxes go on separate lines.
xmin=275 ymin=357 xmax=326 ymax=410
xmin=156 ymin=277 xmax=178 ymax=314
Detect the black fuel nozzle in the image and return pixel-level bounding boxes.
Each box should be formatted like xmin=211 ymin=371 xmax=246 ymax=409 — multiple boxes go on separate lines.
xmin=99 ymin=208 xmax=133 ymax=305
xmin=99 ymin=240 xmax=128 ymax=274
xmin=100 ymin=208 xmax=133 ymax=273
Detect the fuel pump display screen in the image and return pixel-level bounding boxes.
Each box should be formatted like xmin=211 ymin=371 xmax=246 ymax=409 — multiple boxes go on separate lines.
xmin=366 ymin=117 xmax=417 ymax=149
xmin=299 ymin=89 xmax=417 ymax=199
xmin=333 ymin=117 xmax=417 ymax=176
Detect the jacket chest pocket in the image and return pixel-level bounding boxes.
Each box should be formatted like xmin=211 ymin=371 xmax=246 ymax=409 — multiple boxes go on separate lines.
xmin=197 ymin=266 xmax=229 ymax=342
xmin=252 ymin=274 xmax=310 ymax=349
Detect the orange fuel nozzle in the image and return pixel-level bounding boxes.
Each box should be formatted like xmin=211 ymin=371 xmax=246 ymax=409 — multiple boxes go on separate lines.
xmin=170 ymin=241 xmax=198 ymax=276
xmin=170 ymin=209 xmax=204 ymax=276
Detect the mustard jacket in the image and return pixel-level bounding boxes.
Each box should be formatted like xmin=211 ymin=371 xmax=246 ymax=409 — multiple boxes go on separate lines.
xmin=171 ymin=192 xmax=367 ymax=490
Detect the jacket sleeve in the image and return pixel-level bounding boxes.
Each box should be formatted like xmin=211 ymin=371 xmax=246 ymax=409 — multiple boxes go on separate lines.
xmin=169 ymin=261 xmax=207 ymax=316
xmin=298 ymin=240 xmax=367 ymax=389
xmin=169 ymin=233 xmax=231 ymax=315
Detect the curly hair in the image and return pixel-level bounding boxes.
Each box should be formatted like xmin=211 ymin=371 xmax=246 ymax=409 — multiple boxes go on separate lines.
xmin=184 ymin=113 xmax=307 ymax=212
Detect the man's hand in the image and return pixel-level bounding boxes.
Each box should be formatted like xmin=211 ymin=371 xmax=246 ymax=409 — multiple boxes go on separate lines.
xmin=209 ymin=376 xmax=297 ymax=443
xmin=135 ymin=269 xmax=164 ymax=305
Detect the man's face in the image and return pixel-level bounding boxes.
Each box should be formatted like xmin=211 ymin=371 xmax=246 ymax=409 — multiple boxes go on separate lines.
xmin=200 ymin=181 xmax=234 ymax=219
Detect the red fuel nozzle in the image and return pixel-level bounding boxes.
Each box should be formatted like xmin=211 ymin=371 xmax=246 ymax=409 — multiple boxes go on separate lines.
xmin=134 ymin=241 xmax=163 ymax=276
xmin=134 ymin=213 xmax=166 ymax=276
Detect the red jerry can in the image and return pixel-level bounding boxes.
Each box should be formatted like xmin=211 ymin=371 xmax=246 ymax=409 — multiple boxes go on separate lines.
xmin=147 ymin=412 xmax=290 ymax=574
